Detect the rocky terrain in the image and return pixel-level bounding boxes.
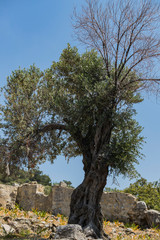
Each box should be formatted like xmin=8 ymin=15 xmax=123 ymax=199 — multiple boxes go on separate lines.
xmin=1 ymin=182 xmax=160 ymax=230
xmin=0 ymin=182 xmax=160 ymax=239
xmin=0 ymin=207 xmax=160 ymax=239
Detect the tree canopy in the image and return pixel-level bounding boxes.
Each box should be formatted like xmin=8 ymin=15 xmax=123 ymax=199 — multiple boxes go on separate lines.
xmin=0 ymin=46 xmax=144 ymax=238
xmin=0 ymin=45 xmax=144 ymax=179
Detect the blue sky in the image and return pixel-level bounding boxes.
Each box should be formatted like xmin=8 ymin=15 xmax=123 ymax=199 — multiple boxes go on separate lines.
xmin=0 ymin=0 xmax=160 ymax=189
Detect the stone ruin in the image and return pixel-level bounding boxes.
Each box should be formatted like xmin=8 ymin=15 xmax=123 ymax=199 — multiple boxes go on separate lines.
xmin=0 ymin=182 xmax=160 ymax=229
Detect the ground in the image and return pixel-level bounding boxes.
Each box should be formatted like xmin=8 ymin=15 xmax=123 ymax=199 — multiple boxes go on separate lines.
xmin=0 ymin=207 xmax=160 ymax=239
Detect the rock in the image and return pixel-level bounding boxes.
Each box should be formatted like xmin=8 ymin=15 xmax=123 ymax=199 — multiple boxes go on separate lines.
xmin=9 ymin=221 xmax=31 ymax=234
xmin=128 ymin=201 xmax=148 ymax=227
xmin=146 ymin=210 xmax=160 ymax=228
xmin=53 ymin=224 xmax=107 ymax=240
xmin=12 ymin=182 xmax=19 ymax=187
xmin=2 ymin=224 xmax=15 ymax=234
xmin=136 ymin=201 xmax=148 ymax=211
xmin=3 ymin=216 xmax=12 ymax=222
xmin=125 ymin=228 xmax=135 ymax=235
xmin=59 ymin=181 xmax=67 ymax=188
xmin=84 ymin=225 xmax=105 ymax=239
xmin=51 ymin=186 xmax=73 ymax=216
xmin=54 ymin=224 xmax=86 ymax=239
xmin=101 ymin=192 xmax=137 ymax=223
xmin=1 ymin=182 xmax=160 ymax=229
xmin=119 ymin=223 xmax=125 ymax=228
xmin=0 ymin=184 xmax=18 ymax=209
xmin=112 ymin=228 xmax=116 ymax=234
xmin=31 ymin=181 xmax=38 ymax=184
xmin=16 ymin=182 xmax=51 ymax=212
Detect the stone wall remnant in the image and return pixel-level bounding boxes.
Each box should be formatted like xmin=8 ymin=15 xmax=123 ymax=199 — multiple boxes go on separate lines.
xmin=0 ymin=184 xmax=18 ymax=209
xmin=101 ymin=192 xmax=137 ymax=223
xmin=51 ymin=185 xmax=73 ymax=216
xmin=0 ymin=182 xmax=160 ymax=229
xmin=16 ymin=182 xmax=52 ymax=212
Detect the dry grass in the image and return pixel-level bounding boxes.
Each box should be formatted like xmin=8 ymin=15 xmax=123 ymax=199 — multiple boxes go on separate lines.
xmin=0 ymin=207 xmax=160 ymax=239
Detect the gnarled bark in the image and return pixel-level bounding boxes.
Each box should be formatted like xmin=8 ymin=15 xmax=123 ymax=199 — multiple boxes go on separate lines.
xmin=68 ymin=158 xmax=109 ymax=239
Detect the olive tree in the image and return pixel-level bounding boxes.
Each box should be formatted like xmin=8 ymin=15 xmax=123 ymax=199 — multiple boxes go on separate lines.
xmin=1 ymin=0 xmax=160 ymax=238
xmin=68 ymin=0 xmax=160 ymax=237
xmin=1 ymin=47 xmax=144 ymax=238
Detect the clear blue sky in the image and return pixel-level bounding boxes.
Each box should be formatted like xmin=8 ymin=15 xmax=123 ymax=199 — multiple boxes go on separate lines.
xmin=0 ymin=0 xmax=160 ymax=189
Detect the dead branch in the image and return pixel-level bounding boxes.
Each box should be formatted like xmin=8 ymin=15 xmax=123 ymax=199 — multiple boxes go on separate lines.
xmin=72 ymin=0 xmax=160 ymax=94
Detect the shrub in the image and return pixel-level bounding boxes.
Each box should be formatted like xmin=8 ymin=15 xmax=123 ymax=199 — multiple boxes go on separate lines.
xmin=124 ymin=178 xmax=160 ymax=211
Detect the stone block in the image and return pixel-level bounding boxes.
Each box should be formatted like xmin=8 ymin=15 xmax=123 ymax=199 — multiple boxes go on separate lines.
xmin=146 ymin=209 xmax=160 ymax=228
xmin=0 ymin=184 xmax=18 ymax=209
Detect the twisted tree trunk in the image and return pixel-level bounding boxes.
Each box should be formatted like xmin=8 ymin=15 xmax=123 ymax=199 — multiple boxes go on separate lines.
xmin=68 ymin=158 xmax=109 ymax=239
xmin=68 ymin=119 xmax=112 ymax=239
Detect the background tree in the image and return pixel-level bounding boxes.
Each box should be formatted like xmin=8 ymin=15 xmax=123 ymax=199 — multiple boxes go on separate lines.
xmin=63 ymin=180 xmax=73 ymax=188
xmin=29 ymin=169 xmax=52 ymax=186
xmin=0 ymin=165 xmax=52 ymax=186
xmin=124 ymin=178 xmax=160 ymax=211
xmin=104 ymin=178 xmax=160 ymax=211
xmin=0 ymin=0 xmax=160 ymax=238
xmin=0 ymin=65 xmax=62 ymax=170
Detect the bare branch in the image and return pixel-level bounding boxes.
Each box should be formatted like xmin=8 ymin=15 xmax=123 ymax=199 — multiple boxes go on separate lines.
xmin=72 ymin=0 xmax=160 ymax=94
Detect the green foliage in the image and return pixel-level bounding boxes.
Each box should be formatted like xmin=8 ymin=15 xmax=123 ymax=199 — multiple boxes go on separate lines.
xmin=0 ymin=65 xmax=61 ymax=169
xmin=29 ymin=169 xmax=52 ymax=186
xmin=32 ymin=208 xmax=47 ymax=218
xmin=124 ymin=222 xmax=139 ymax=230
xmin=44 ymin=185 xmax=52 ymax=195
xmin=0 ymin=45 xmax=144 ymax=179
xmin=104 ymin=187 xmax=121 ymax=193
xmin=124 ymin=178 xmax=160 ymax=211
xmin=63 ymin=180 xmax=73 ymax=188
xmin=42 ymin=45 xmax=144 ymax=178
xmin=107 ymin=107 xmax=144 ymax=179
xmin=0 ymin=166 xmax=52 ymax=186
xmin=104 ymin=178 xmax=160 ymax=211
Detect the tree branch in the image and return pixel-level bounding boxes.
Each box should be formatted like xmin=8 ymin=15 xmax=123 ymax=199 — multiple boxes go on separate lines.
xmin=37 ymin=123 xmax=67 ymax=133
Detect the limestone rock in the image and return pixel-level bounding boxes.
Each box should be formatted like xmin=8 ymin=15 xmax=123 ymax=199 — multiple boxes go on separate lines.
xmin=1 ymin=182 xmax=160 ymax=229
xmin=136 ymin=201 xmax=148 ymax=211
xmin=12 ymin=183 xmax=19 ymax=187
xmin=54 ymin=224 xmax=86 ymax=239
xmin=59 ymin=181 xmax=67 ymax=188
xmin=146 ymin=210 xmax=160 ymax=228
xmin=128 ymin=201 xmax=148 ymax=227
xmin=16 ymin=182 xmax=51 ymax=212
xmin=51 ymin=186 xmax=73 ymax=216
xmin=125 ymin=228 xmax=135 ymax=235
xmin=0 ymin=184 xmax=18 ymax=209
xmin=101 ymin=192 xmax=137 ymax=223
xmin=53 ymin=224 xmax=105 ymax=240
xmin=83 ymin=225 xmax=105 ymax=239
xmin=2 ymin=224 xmax=15 ymax=234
